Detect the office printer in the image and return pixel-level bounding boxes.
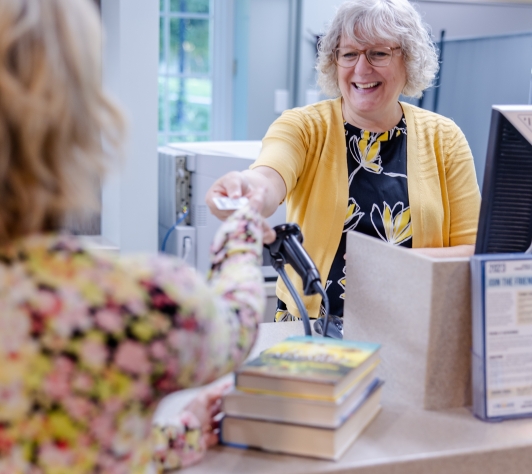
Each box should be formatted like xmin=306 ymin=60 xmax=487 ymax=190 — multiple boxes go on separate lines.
xmin=158 ymin=141 xmax=286 ymax=287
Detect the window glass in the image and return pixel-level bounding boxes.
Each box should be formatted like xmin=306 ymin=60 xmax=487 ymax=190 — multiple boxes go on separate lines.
xmin=170 ymin=0 xmax=209 ymax=14
xmin=168 ymin=133 xmax=209 ymax=144
xmin=168 ymin=18 xmax=209 ymax=75
xmin=168 ymin=77 xmax=211 ymax=134
xmin=159 ymin=0 xmax=211 ymax=145
xmin=160 ymin=0 xmax=164 ymax=12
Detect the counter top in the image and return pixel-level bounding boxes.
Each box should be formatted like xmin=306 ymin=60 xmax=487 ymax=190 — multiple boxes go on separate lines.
xmin=157 ymin=322 xmax=532 ymax=474
xmin=183 ymin=402 xmax=532 ymax=474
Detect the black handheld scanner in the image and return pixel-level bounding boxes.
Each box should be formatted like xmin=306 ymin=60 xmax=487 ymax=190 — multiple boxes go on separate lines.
xmin=265 ymin=223 xmax=321 ymax=296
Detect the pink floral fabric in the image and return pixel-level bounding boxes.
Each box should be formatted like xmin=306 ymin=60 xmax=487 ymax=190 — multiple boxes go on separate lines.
xmin=0 ymin=207 xmax=265 ymax=473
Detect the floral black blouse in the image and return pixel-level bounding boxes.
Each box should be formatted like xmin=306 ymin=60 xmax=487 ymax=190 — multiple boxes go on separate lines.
xmin=325 ymin=116 xmax=412 ymax=317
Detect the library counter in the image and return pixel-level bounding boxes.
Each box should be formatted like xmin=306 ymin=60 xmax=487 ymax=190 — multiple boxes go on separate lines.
xmin=165 ymin=322 xmax=532 ymax=474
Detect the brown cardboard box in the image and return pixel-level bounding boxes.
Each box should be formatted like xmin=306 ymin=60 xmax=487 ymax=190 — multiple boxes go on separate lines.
xmin=344 ymin=231 xmax=471 ymax=410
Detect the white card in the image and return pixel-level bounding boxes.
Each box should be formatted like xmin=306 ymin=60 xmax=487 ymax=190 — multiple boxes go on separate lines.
xmin=212 ymin=196 xmax=249 ymax=211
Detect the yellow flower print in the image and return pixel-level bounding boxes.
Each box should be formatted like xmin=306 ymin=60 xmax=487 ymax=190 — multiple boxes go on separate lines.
xmin=348 ymin=131 xmax=387 ymax=182
xmin=371 ymin=201 xmax=412 ymax=245
xmin=131 ymin=319 xmax=155 ymax=341
xmin=96 ymin=368 xmax=132 ymax=401
xmin=48 ymin=411 xmax=80 ymax=442
xmin=344 ymin=198 xmax=364 ymax=233
xmin=338 ymin=267 xmax=346 ymax=300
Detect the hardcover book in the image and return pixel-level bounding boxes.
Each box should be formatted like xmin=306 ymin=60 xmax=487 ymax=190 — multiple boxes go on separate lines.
xmin=221 ymin=380 xmax=383 ymax=460
xmin=471 ymin=254 xmax=532 ymax=421
xmin=223 ymin=373 xmax=380 ymax=428
xmin=235 ymin=336 xmax=380 ymax=402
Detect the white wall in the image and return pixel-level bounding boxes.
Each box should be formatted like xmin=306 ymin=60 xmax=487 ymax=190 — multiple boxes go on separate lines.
xmin=233 ymin=0 xmax=294 ymax=140
xmin=212 ymin=0 xmax=235 ymax=141
xmin=414 ymin=1 xmax=532 ymax=40
xmin=100 ymin=0 xmax=159 ymax=253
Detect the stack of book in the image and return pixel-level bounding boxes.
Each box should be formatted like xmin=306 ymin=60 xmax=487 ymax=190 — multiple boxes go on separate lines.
xmin=221 ymin=336 xmax=382 ymax=460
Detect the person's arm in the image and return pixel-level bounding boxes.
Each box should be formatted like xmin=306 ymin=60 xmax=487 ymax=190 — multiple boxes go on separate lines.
xmin=139 ymin=191 xmax=273 ymax=471
xmin=444 ymin=126 xmax=481 ymax=247
xmin=143 ymin=194 xmax=272 ymax=390
xmin=206 ymin=105 xmax=315 ymax=224
xmin=413 ymin=123 xmax=480 ymax=257
xmin=205 ymin=166 xmax=286 ymax=220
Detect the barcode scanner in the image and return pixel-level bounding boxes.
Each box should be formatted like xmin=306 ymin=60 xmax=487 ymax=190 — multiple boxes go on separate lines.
xmin=264 ymin=223 xmax=341 ymax=339
xmin=266 ymin=223 xmax=321 ymax=296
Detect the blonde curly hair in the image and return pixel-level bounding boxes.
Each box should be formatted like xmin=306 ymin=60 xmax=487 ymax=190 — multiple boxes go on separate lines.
xmin=317 ymin=0 xmax=439 ymax=99
xmin=0 ymin=0 xmax=125 ymax=243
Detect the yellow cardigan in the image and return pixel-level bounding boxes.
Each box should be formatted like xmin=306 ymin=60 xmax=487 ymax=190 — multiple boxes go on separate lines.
xmin=251 ymin=97 xmax=481 ymax=319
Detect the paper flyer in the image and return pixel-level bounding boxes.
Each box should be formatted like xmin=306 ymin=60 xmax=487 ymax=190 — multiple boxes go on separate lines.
xmin=484 ymin=259 xmax=532 ymax=417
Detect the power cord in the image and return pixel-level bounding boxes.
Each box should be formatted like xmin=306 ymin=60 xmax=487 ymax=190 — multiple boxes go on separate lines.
xmin=272 ymin=259 xmax=312 ymax=336
xmin=316 ymin=284 xmax=330 ymax=337
xmin=161 ymin=208 xmax=189 ymax=253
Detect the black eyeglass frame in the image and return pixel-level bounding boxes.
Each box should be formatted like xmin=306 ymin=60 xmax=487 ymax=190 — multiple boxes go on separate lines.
xmin=333 ymin=46 xmax=402 ymax=68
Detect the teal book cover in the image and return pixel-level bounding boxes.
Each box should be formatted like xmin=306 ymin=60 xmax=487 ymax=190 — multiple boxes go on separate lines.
xmin=240 ymin=336 xmax=380 ymax=383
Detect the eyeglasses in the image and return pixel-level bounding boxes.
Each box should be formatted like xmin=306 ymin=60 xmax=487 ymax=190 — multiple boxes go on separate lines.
xmin=334 ymin=46 xmax=401 ymax=68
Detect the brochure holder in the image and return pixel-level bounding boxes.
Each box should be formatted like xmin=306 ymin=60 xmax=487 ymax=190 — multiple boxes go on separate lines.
xmin=344 ymin=232 xmax=471 ymax=410
xmin=471 ymin=253 xmax=532 ymax=422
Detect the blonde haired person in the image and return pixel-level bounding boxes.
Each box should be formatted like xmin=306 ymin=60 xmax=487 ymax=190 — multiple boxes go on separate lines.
xmin=206 ymin=0 xmax=480 ymax=323
xmin=0 ymin=0 xmax=274 ymax=472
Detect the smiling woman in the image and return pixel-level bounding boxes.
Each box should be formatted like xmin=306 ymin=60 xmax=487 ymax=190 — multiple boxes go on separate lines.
xmin=335 ymin=36 xmax=406 ymax=132
xmin=317 ymin=0 xmax=438 ymax=100
xmin=205 ymin=0 xmax=481 ymax=325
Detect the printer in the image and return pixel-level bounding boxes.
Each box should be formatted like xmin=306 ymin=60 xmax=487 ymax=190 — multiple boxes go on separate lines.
xmin=158 ymin=141 xmax=286 ymax=317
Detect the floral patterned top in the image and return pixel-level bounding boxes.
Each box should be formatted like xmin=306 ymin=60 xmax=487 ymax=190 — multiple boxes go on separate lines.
xmin=0 ymin=206 xmax=265 ymax=473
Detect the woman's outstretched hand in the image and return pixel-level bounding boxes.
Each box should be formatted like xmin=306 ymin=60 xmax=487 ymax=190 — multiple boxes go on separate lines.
xmin=206 ymin=171 xmax=253 ymax=221
xmin=206 ymin=179 xmax=276 ymax=245
xmin=205 ymin=167 xmax=287 ymax=224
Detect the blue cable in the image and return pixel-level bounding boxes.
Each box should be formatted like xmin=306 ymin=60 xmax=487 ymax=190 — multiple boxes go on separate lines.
xmin=161 ymin=209 xmax=189 ymax=253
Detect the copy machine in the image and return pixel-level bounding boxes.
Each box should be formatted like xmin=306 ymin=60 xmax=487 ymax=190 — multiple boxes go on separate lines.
xmin=158 ymin=141 xmax=286 ymax=317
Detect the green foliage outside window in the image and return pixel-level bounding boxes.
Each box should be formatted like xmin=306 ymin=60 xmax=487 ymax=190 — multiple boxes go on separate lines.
xmin=170 ymin=0 xmax=209 ymax=14
xmin=159 ymin=0 xmax=211 ymax=145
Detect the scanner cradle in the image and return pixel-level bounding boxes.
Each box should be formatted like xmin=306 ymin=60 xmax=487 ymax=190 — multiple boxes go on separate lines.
xmin=265 ymin=223 xmax=321 ymax=296
xmin=265 ymin=223 xmax=342 ymax=339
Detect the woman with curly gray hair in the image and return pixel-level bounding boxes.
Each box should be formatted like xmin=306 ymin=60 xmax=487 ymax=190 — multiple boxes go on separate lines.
xmin=206 ymin=0 xmax=480 ymax=326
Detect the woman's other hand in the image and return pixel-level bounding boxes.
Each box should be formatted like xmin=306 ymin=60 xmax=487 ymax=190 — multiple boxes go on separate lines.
xmin=155 ymin=382 xmax=231 ymax=470
xmin=184 ymin=382 xmax=232 ymax=448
